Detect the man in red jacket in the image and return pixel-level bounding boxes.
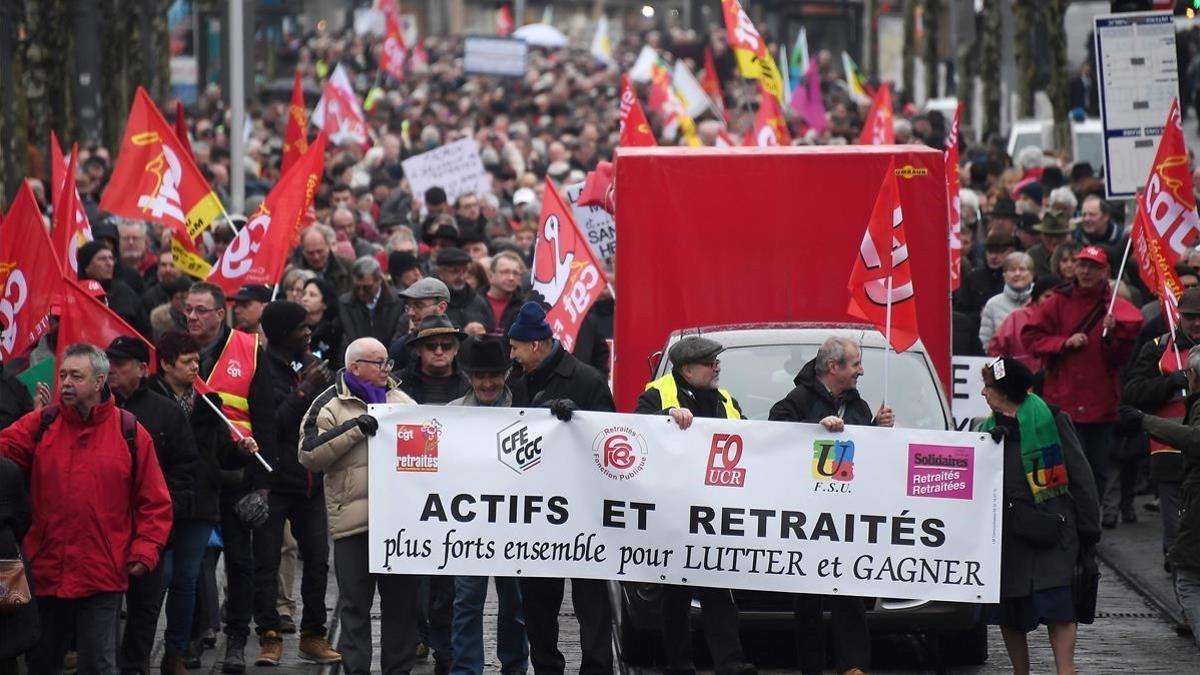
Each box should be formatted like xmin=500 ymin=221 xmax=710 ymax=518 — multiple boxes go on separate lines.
xmin=0 ymin=343 xmax=173 ymax=675
xmin=1022 ymin=245 xmax=1143 ymax=516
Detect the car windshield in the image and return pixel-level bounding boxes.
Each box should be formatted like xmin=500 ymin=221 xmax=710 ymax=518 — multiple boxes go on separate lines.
xmin=1073 ymin=131 xmax=1103 ymax=177
xmin=708 ymin=343 xmax=948 ymax=430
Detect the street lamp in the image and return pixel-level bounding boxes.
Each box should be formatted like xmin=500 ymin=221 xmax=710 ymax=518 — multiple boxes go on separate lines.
xmin=642 ymin=5 xmax=655 ymax=19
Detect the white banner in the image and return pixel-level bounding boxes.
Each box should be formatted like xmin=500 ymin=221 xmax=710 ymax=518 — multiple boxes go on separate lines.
xmin=368 ymin=405 xmax=1002 ymax=603
xmin=951 ymin=355 xmax=994 ymax=431
xmin=464 ymin=36 xmax=528 ymax=78
xmin=401 ymin=139 xmax=491 ymax=211
xmin=564 ymin=182 xmax=616 ymax=263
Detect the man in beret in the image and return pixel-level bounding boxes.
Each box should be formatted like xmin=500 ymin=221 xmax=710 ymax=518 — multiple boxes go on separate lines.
xmin=635 ymin=336 xmax=756 ymax=675
xmin=433 ymin=247 xmax=492 ymax=336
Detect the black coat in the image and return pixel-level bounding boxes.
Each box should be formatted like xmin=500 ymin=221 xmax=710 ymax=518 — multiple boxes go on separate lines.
xmin=262 ymin=347 xmax=325 ymax=496
xmin=147 ymin=376 xmax=245 ymax=523
xmin=1123 ymin=332 xmax=1196 ymax=482
xmin=768 ymin=358 xmax=876 ymax=426
xmin=1143 ymin=396 xmax=1200 ymax=572
xmin=117 ymin=381 xmax=200 ymax=526
xmin=483 ymin=288 xmax=525 ymax=335
xmin=103 ymin=278 xmax=151 ymax=339
xmin=310 ymin=316 xmax=344 ymax=369
xmin=0 ymin=363 xmax=33 ymax=431
xmin=446 ymin=284 xmax=494 ymax=332
xmin=954 ymin=265 xmax=1005 ymax=321
xmin=397 ymin=363 xmax=472 ymax=405
xmin=635 ymin=371 xmax=744 ymax=419
xmin=0 ymin=457 xmax=37 ymax=659
xmin=573 ymin=310 xmax=612 ymax=376
xmin=338 ymin=285 xmax=406 ymax=349
xmin=199 ymin=326 xmax=278 ymax=492
xmin=510 ymin=342 xmax=615 ymax=412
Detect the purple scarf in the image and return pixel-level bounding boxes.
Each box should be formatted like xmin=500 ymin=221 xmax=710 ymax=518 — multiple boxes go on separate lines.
xmin=344 ymin=371 xmax=388 ymax=404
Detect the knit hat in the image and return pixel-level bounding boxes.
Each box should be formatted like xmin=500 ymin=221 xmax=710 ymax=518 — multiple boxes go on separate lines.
xmin=507 ymin=301 xmax=553 ymax=342
xmin=985 ymin=356 xmax=1034 ymax=404
xmin=77 ymin=240 xmax=109 ymax=273
xmin=260 ymin=301 xmax=309 ymax=345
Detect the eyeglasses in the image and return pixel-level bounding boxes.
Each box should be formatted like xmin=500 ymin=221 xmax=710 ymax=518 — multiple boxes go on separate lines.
xmin=422 ymin=341 xmax=457 ymax=353
xmin=697 ymin=360 xmax=720 ymax=368
xmin=183 ymin=305 xmax=218 ymax=316
xmin=355 ymin=358 xmax=395 ymax=370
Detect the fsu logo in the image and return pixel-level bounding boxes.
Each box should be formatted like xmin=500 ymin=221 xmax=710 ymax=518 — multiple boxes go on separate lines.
xmin=592 ymin=425 xmax=648 ymax=480
xmin=812 ymin=439 xmax=856 ymax=493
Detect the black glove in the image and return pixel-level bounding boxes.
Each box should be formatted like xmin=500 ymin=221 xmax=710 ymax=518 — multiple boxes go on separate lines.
xmin=1168 ymin=369 xmax=1189 ymax=389
xmin=1117 ymin=405 xmax=1145 ymax=433
xmin=233 ymin=491 xmax=270 ymax=529
xmin=356 ymin=414 xmax=380 ymax=436
xmin=548 ymin=399 xmax=577 ymax=422
xmin=1079 ymin=529 xmax=1102 ymax=547
xmin=988 ymin=423 xmax=1009 ymax=443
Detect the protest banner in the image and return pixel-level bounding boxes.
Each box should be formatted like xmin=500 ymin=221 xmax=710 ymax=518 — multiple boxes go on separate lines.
xmin=367 ymin=405 xmax=1002 ymax=603
xmin=401 ymin=138 xmax=492 ymax=212
xmin=950 ymin=355 xmax=993 ymax=430
xmin=565 ymin=181 xmax=616 ymax=263
xmin=463 ymin=36 xmax=528 ymax=78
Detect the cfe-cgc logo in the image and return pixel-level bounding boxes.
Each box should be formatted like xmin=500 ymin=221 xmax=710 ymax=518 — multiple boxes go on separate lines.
xmin=396 ymin=419 xmax=442 ymax=472
xmin=592 ymin=425 xmax=648 ymax=480
xmin=498 ymin=421 xmax=543 ymax=474
xmin=705 ymin=433 xmax=746 ymax=487
xmin=811 ymin=439 xmax=856 ymax=493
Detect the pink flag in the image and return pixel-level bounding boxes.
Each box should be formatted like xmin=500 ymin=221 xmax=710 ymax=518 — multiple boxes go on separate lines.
xmin=790 ymin=59 xmax=827 ymax=135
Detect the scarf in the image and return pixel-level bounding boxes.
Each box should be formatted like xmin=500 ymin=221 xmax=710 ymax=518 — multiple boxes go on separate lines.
xmin=344 ymin=371 xmax=388 ymax=404
xmin=981 ymin=393 xmax=1069 ymax=503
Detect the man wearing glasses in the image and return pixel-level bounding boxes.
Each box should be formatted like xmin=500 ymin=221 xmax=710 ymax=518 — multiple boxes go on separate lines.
xmin=299 ymin=337 xmax=420 ymax=675
xmin=184 ymin=281 xmax=278 ymax=672
xmin=389 ymin=277 xmax=453 ymax=368
xmin=635 ymin=336 xmax=757 ymax=675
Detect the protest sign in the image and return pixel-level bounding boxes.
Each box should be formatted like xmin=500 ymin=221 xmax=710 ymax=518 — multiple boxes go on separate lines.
xmin=401 ymin=138 xmax=492 ymax=212
xmin=950 ymin=356 xmax=993 ymax=430
xmin=368 ymin=405 xmax=1002 ymax=603
xmin=565 ymin=181 xmax=616 ymax=263
xmin=464 ymin=36 xmax=528 ymax=78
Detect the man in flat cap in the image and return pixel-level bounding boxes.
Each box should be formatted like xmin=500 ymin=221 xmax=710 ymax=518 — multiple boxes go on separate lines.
xmin=635 ymin=336 xmax=756 ymax=675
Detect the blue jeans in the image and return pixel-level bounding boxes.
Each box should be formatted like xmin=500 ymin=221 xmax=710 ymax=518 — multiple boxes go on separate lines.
xmin=162 ymin=522 xmax=214 ymax=654
xmin=451 ymin=577 xmax=528 ymax=675
xmin=1176 ymin=567 xmax=1200 ymax=649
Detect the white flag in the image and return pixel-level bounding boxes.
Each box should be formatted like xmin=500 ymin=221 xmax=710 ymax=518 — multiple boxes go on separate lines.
xmin=590 ymin=15 xmax=614 ymax=66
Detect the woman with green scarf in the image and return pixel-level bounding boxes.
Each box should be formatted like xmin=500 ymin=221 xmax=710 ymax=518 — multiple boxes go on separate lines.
xmin=979 ymin=357 xmax=1101 ymax=675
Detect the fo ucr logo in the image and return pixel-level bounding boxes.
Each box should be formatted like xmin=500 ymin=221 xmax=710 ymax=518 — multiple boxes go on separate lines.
xmin=858 ymin=204 xmax=915 ymax=306
xmin=132 ymin=134 xmax=186 ymax=227
xmin=0 ymin=263 xmax=27 ymax=355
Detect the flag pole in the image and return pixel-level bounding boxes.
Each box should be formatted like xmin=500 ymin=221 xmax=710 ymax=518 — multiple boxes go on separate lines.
xmin=1164 ymin=289 xmax=1188 ymax=398
xmin=198 ymin=391 xmax=273 ymax=472
xmin=883 ymin=275 xmax=892 ymax=407
xmin=1104 ymin=236 xmax=1134 ymax=338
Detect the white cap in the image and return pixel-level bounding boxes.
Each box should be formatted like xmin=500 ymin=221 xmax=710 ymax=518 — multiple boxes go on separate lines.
xmin=513 ymin=187 xmax=536 ymax=206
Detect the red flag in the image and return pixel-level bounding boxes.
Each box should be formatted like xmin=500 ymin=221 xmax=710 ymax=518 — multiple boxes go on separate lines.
xmin=531 ymin=178 xmax=608 ymax=352
xmin=497 ymin=4 xmax=515 ymax=36
xmin=946 ymin=103 xmax=963 ymax=291
xmin=411 ymin=38 xmax=430 ymax=72
xmin=101 ymin=87 xmax=224 ymax=241
xmin=619 ymin=74 xmax=657 ymax=147
xmin=208 ymin=134 xmax=328 ymax=296
xmin=379 ymin=10 xmax=409 ymax=81
xmin=847 ymin=159 xmax=919 ymax=353
xmin=282 ymin=71 xmax=310 ymax=175
xmin=746 ymin=83 xmax=792 ymax=146
xmin=50 ymin=131 xmax=65 ymax=215
xmin=174 ymin=101 xmax=194 ymax=158
xmin=1130 ymin=97 xmax=1200 ymax=323
xmin=55 ymin=278 xmax=156 ymax=381
xmin=700 ymin=46 xmax=727 ymax=120
xmin=49 ymin=137 xmax=94 ymax=277
xmin=0 ymin=183 xmax=62 ymax=360
xmin=720 ymin=0 xmax=784 ymax=100
xmin=312 ymin=65 xmax=369 ymax=147
xmin=578 ymin=161 xmax=615 ymax=214
xmin=857 ymin=82 xmax=895 ymax=146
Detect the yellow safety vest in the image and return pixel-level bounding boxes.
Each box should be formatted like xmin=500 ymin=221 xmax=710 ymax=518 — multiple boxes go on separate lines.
xmin=645 ymin=374 xmax=742 ymax=420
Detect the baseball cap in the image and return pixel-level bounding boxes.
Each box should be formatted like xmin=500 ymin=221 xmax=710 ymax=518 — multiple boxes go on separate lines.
xmin=513 ymin=187 xmax=536 ymax=206
xmin=231 ymin=284 xmax=273 ymax=303
xmin=106 ymin=336 xmax=150 ymax=363
xmin=1076 ymin=245 xmax=1108 ymax=266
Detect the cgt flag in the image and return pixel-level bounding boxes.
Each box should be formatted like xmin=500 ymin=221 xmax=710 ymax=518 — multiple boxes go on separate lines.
xmin=619 ymin=74 xmax=657 ymax=147
xmin=0 ymin=183 xmax=63 ymax=360
xmin=946 ymin=103 xmax=963 ymax=291
xmin=847 ymin=158 xmax=920 ymax=353
xmin=379 ymin=9 xmax=409 ymax=82
xmin=1130 ymin=98 xmax=1200 ymax=325
xmin=531 ymin=178 xmax=608 ymax=353
xmin=720 ymin=0 xmax=784 ymax=102
xmin=208 ymin=134 xmax=328 ymax=296
xmin=746 ymin=83 xmax=791 ymax=147
xmin=857 ymin=82 xmax=895 ymax=146
xmin=101 ymin=87 xmax=224 ymax=241
xmin=312 ymin=64 xmax=370 ymax=147
xmin=55 ymin=278 xmax=156 ymax=382
xmin=49 ymin=135 xmax=93 ymax=277
xmin=282 ymin=71 xmax=310 ymax=174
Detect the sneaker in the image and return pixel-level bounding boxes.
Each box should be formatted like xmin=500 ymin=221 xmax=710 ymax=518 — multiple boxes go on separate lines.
xmin=256 ymin=630 xmax=283 ymax=666
xmin=299 ymin=635 xmax=342 ymax=664
xmin=278 ymin=614 xmax=297 ymax=634
xmin=161 ymin=651 xmax=189 ymax=675
xmin=1145 ymin=498 xmax=1161 ymax=513
xmin=221 ymin=635 xmax=247 ymax=674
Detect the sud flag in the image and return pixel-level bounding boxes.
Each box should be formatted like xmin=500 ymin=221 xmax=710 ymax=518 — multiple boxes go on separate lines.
xmin=101 ymin=87 xmax=224 ymax=241
xmin=746 ymin=83 xmax=791 ymax=147
xmin=379 ymin=10 xmax=408 ymax=81
xmin=857 ymin=82 xmax=895 ymax=145
xmin=531 ymin=178 xmax=608 ymax=353
xmin=1130 ymin=97 xmax=1200 ymax=324
xmin=208 ymin=134 xmax=328 ymax=296
xmin=720 ymin=0 xmax=784 ymax=101
xmin=282 ymin=71 xmax=310 ymax=175
xmin=847 ymin=159 xmax=920 ymax=353
xmin=619 ymin=74 xmax=657 ymax=147
xmin=0 ymin=183 xmax=63 ymax=360
xmin=843 ymin=51 xmax=872 ymax=104
xmin=312 ymin=64 xmax=369 ymax=147
xmin=49 ymin=134 xmax=93 ymax=276
xmin=946 ymin=103 xmax=964 ymax=291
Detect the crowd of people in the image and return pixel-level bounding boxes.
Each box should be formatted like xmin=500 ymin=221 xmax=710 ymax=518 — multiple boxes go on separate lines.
xmin=0 ymin=11 xmax=1199 ymax=675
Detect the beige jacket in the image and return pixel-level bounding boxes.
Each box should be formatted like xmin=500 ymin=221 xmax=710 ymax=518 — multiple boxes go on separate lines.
xmin=298 ymin=371 xmax=415 ymax=540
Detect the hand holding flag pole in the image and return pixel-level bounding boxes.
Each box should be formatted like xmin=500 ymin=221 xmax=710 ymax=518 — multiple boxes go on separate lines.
xmin=1104 ymin=236 xmax=1133 ymax=338
xmin=195 ymin=386 xmax=273 ymax=473
xmin=1163 ymin=289 xmax=1188 ymax=399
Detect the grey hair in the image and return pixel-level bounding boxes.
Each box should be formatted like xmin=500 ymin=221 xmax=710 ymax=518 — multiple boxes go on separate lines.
xmin=116 ymin=219 xmax=149 ymax=236
xmin=1003 ymin=251 xmax=1035 ymax=272
xmin=959 ymin=189 xmax=981 ymax=224
xmin=62 ymin=343 xmax=110 ymax=377
xmin=481 ymin=193 xmax=500 ymax=210
xmin=1048 ymin=186 xmax=1078 ymax=212
xmin=1015 ymin=146 xmax=1045 ymax=171
xmin=814 ymin=337 xmax=857 ymax=376
xmin=386 ymin=229 xmax=417 ymax=251
xmin=893 ymin=118 xmax=913 ymax=138
xmin=302 ymin=224 xmax=336 ymax=246
xmin=344 ymin=337 xmax=386 ymax=367
xmin=1189 ymin=345 xmax=1200 ymax=376
xmin=351 ymin=256 xmax=383 ymax=280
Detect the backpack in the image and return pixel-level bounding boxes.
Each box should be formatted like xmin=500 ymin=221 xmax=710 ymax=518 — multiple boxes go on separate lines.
xmin=32 ymin=404 xmax=139 ymax=489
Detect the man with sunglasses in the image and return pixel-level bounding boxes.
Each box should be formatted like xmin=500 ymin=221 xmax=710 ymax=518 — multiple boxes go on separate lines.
xmin=635 ymin=336 xmax=757 ymax=675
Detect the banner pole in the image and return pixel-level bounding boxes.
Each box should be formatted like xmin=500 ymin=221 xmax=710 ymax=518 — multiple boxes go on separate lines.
xmin=198 ymin=390 xmax=273 ymax=472
xmin=1104 ymin=236 xmax=1134 ymax=338
xmin=1164 ymin=290 xmax=1187 ymax=398
xmin=883 ymin=275 xmax=892 ymax=407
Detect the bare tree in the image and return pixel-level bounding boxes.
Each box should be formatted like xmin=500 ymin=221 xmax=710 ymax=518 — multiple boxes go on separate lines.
xmin=981 ymin=0 xmax=1002 ymax=140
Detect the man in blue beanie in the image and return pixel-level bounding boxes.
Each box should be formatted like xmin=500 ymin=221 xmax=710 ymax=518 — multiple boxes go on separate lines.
xmin=506 ymin=301 xmax=616 ymax=675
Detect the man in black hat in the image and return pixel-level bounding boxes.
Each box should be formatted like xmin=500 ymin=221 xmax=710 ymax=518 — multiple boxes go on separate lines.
xmin=422 ymin=216 xmax=462 ymax=257
xmin=231 ymin=284 xmax=273 ymax=336
xmin=388 ymin=251 xmax=424 ymax=292
xmin=434 ymin=247 xmax=492 ymax=336
xmin=398 ymin=314 xmax=471 ymax=406
xmin=78 ymin=239 xmax=151 ymax=338
xmin=106 ymin=336 xmax=200 ymax=675
xmin=1027 ymin=212 xmax=1073 ymax=280
xmin=986 ymin=197 xmax=1020 ymax=240
xmin=955 ymin=233 xmax=1018 ymax=326
xmin=340 ymin=257 xmax=406 ymax=348
xmin=251 ymin=301 xmax=341 ymax=666
xmin=635 ymin=336 xmax=756 ymax=675
xmin=447 ymin=336 xmax=529 ymax=675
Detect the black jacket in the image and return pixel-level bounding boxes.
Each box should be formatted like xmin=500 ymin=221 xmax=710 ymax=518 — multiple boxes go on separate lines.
xmin=302 ymin=256 xmax=353 ymax=296
xmin=510 ymin=342 xmax=615 ymax=412
xmin=635 ymin=371 xmax=744 ymax=419
xmin=446 ymin=284 xmax=494 ymax=332
xmin=147 ymin=376 xmax=245 ymax=523
xmin=573 ymin=310 xmax=612 ymax=376
xmin=1143 ymin=396 xmax=1200 ymax=572
xmin=262 ymin=346 xmax=325 ymax=496
xmin=0 ymin=363 xmax=34 ymax=431
xmin=116 ymin=381 xmax=200 ymax=527
xmin=397 ymin=362 xmax=472 ymax=405
xmin=102 ymin=278 xmax=151 ymax=339
xmin=0 ymin=456 xmax=36 ymax=659
xmin=767 ymin=358 xmax=875 ymax=426
xmin=339 ymin=285 xmax=405 ymax=349
xmin=310 ymin=316 xmax=344 ymax=369
xmin=1123 ymin=332 xmax=1196 ymax=482
xmin=954 ymin=265 xmax=1005 ymax=321
xmin=198 ymin=326 xmax=278 ymax=492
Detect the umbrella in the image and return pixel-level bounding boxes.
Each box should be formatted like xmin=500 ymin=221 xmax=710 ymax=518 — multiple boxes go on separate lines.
xmin=513 ymin=23 xmax=569 ymax=49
